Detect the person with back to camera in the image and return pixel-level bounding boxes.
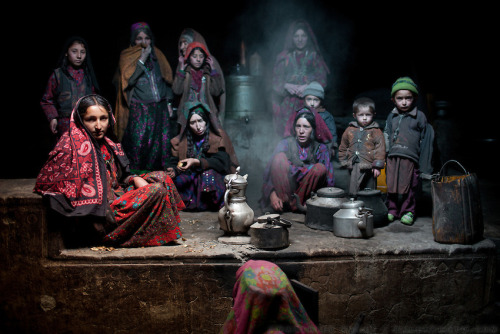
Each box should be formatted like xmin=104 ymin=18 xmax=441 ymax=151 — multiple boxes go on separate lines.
xmin=41 ymin=36 xmax=100 ymax=140
xmin=34 ymin=94 xmax=185 ymax=247
xmin=166 ymin=103 xmax=232 ymax=211
xmin=114 ymin=22 xmax=174 ymax=172
xmin=271 ymin=19 xmax=330 ymax=137
xmin=338 ymin=97 xmax=386 ymax=197
xmin=260 ymin=109 xmax=334 ymax=213
xmin=384 ymin=77 xmax=427 ymax=225
xmin=220 ymin=259 xmax=320 ymax=333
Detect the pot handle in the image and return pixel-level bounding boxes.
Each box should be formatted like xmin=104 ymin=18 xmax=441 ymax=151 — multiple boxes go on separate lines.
xmin=357 ymin=210 xmax=368 ymax=230
xmin=223 ymin=188 xmax=233 ymax=231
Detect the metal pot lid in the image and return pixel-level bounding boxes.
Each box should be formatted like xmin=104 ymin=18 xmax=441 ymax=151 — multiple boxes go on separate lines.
xmin=316 ymin=187 xmax=345 ymax=198
xmin=357 ymin=188 xmax=381 ymax=196
xmin=340 ymin=198 xmax=365 ymax=208
xmin=224 ymin=173 xmax=248 ymax=185
xmin=257 ymin=213 xmax=280 ymax=222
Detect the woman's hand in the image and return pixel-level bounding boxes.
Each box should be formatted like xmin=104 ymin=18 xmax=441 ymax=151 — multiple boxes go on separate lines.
xmin=50 ymin=119 xmax=58 ymax=134
xmin=270 ymin=190 xmax=284 ymax=212
xmin=139 ymin=45 xmax=152 ymax=63
xmin=177 ymin=158 xmax=200 ymax=172
xmin=284 ymin=83 xmax=298 ymax=95
xmin=133 ymin=176 xmax=149 ymax=188
xmin=372 ymin=168 xmax=381 ymax=178
xmin=166 ymin=167 xmax=176 ymax=178
xmin=178 ymin=55 xmax=186 ymax=70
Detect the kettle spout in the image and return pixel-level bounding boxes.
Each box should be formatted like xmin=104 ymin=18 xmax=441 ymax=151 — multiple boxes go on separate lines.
xmin=293 ymin=193 xmax=307 ymax=213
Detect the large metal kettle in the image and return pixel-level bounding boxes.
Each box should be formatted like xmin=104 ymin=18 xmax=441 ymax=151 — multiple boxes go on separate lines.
xmin=304 ymin=187 xmax=347 ymax=231
xmin=218 ymin=167 xmax=254 ymax=235
xmin=333 ymin=199 xmax=374 ymax=238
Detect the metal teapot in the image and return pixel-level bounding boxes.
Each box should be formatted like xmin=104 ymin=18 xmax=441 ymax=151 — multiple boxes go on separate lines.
xmin=250 ymin=213 xmax=292 ymax=249
xmin=304 ymin=187 xmax=347 ymax=231
xmin=218 ymin=167 xmax=254 ymax=236
xmin=333 ymin=199 xmax=374 ymax=238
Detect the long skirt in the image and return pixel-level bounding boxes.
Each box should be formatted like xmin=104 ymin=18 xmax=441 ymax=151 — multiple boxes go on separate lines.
xmin=267 ymin=152 xmax=327 ymax=211
xmin=104 ymin=171 xmax=185 ymax=247
xmin=122 ymin=100 xmax=171 ymax=171
xmin=174 ymin=169 xmax=226 ymax=211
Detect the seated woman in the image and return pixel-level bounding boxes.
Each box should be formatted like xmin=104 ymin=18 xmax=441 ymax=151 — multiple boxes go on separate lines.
xmin=166 ymin=103 xmax=233 ymax=211
xmin=260 ymin=109 xmax=335 ymax=213
xmin=220 ymin=260 xmax=319 ymax=333
xmin=34 ymin=94 xmax=185 ymax=247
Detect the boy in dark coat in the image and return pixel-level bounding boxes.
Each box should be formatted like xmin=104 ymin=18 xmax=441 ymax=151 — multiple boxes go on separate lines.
xmin=384 ymin=77 xmax=428 ymax=225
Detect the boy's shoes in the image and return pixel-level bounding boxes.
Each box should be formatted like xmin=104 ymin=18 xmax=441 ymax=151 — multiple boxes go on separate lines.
xmin=387 ymin=213 xmax=395 ymax=222
xmin=401 ymin=212 xmax=415 ymax=225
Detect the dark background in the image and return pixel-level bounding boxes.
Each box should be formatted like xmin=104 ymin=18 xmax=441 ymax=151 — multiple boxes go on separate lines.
xmin=3 ymin=1 xmax=494 ymax=178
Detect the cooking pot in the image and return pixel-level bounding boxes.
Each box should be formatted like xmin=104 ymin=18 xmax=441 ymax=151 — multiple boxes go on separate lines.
xmin=250 ymin=213 xmax=292 ymax=249
xmin=333 ymin=199 xmax=374 ymax=238
xmin=304 ymin=187 xmax=347 ymax=231
xmin=356 ymin=188 xmax=388 ymax=227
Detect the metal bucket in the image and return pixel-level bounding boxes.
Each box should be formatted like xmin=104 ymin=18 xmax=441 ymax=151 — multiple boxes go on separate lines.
xmin=225 ymin=75 xmax=264 ymax=120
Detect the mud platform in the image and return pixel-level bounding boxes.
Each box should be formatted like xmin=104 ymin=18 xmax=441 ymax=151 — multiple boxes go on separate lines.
xmin=1 ymin=178 xmax=498 ymax=333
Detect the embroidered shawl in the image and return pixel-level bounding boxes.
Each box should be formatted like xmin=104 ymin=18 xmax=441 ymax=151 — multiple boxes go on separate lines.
xmin=34 ymin=96 xmax=130 ymax=217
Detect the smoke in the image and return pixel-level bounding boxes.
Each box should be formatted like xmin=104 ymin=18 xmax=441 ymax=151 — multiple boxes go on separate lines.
xmin=219 ymin=1 xmax=355 ymax=209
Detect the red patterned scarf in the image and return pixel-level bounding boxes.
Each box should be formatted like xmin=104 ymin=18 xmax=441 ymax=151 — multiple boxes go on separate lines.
xmin=34 ymin=99 xmax=129 ymax=217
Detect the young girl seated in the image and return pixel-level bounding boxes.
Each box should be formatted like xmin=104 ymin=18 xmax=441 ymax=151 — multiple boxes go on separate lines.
xmin=34 ymin=94 xmax=185 ymax=247
xmin=260 ymin=109 xmax=335 ymax=213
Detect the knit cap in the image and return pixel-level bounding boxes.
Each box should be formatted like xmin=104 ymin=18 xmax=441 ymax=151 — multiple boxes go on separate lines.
xmin=303 ymin=81 xmax=324 ymax=99
xmin=391 ymin=77 xmax=418 ymax=96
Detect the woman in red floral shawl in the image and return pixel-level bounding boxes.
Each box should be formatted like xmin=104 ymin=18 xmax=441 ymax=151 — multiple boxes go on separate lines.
xmin=220 ymin=260 xmax=319 ymax=333
xmin=34 ymin=94 xmax=185 ymax=247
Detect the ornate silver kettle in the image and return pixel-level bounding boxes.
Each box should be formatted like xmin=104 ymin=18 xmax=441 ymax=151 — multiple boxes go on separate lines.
xmin=218 ymin=167 xmax=254 ymax=235
xmin=333 ymin=199 xmax=374 ymax=238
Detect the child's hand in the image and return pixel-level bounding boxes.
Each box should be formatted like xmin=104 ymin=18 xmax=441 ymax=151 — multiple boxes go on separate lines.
xmin=372 ymin=168 xmax=381 ymax=178
xmin=50 ymin=119 xmax=58 ymax=134
xmin=206 ymin=56 xmax=214 ymax=69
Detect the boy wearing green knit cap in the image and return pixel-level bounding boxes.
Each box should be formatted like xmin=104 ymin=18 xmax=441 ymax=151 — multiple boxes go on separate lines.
xmin=384 ymin=77 xmax=428 ymax=225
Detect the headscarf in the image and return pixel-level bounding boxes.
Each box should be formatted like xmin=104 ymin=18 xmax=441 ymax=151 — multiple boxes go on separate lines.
xmin=283 ymin=107 xmax=333 ymax=144
xmin=184 ymin=41 xmax=210 ymax=62
xmin=129 ymin=22 xmax=155 ymax=46
xmin=220 ymin=260 xmax=319 ymax=333
xmin=278 ymin=19 xmax=330 ymax=74
xmin=34 ymin=94 xmax=129 ymax=217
